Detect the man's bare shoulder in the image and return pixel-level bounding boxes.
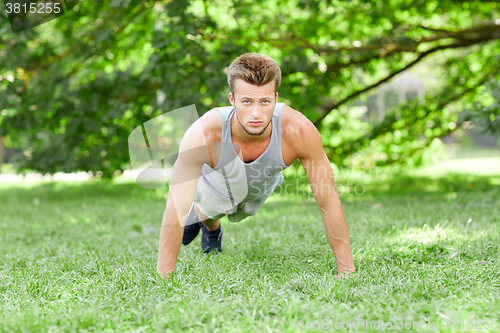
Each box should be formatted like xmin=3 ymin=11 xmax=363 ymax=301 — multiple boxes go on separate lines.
xmin=281 ymin=105 xmax=319 ymax=143
xmin=178 ymin=108 xmax=222 ymax=165
xmin=183 ymin=108 xmax=222 ymax=147
xmin=281 ymin=104 xmax=322 ymax=159
xmin=199 ymin=108 xmax=222 ymax=143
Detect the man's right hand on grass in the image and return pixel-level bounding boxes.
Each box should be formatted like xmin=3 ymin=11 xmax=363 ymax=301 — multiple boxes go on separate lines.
xmin=156 ymin=121 xmax=210 ymax=277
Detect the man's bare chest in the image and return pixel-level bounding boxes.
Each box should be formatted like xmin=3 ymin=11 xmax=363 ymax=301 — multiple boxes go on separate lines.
xmin=232 ymin=135 xmax=295 ymax=166
xmin=232 ymin=138 xmax=271 ymax=164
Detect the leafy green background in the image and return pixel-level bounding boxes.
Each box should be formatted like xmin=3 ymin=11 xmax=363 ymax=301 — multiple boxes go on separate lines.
xmin=1 ymin=0 xmax=499 ymax=177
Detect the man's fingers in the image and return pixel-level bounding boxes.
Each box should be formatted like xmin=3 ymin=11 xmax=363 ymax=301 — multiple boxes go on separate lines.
xmin=335 ymin=271 xmax=355 ymax=279
xmin=157 ymin=271 xmax=173 ymax=280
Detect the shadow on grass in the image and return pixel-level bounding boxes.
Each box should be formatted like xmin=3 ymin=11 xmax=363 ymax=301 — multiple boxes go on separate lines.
xmin=278 ymin=172 xmax=500 ymax=200
xmin=1 ymin=171 xmax=498 ymax=202
xmin=0 ymin=180 xmax=167 ymax=202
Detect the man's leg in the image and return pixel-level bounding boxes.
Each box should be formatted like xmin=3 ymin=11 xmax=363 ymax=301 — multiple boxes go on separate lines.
xmin=194 ymin=202 xmax=223 ymax=253
xmin=194 ymin=202 xmax=220 ymax=231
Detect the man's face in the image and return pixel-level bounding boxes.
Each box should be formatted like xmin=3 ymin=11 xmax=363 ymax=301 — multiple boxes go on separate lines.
xmin=229 ymin=79 xmax=278 ymax=136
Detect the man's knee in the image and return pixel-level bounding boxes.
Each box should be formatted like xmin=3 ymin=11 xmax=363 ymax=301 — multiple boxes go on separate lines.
xmin=194 ymin=202 xmax=227 ymax=223
xmin=194 ymin=202 xmax=210 ymax=222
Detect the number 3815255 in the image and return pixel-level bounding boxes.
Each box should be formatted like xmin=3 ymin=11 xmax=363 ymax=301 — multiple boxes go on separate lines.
xmin=6 ymin=2 xmax=62 ymax=14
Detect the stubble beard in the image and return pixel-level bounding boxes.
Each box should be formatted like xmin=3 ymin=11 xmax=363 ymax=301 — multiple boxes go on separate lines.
xmin=234 ymin=108 xmax=272 ymax=136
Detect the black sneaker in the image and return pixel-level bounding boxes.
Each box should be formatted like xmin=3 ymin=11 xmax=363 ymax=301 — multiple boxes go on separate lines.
xmin=182 ymin=221 xmax=202 ymax=245
xmin=201 ymin=223 xmax=223 ymax=253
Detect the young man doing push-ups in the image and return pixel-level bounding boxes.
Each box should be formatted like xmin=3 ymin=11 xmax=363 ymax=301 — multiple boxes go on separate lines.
xmin=157 ymin=53 xmax=355 ymax=278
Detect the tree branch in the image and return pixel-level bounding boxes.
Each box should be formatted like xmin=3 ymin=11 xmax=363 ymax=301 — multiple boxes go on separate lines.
xmin=313 ymin=34 xmax=498 ymax=127
xmin=331 ymin=65 xmax=499 ymax=162
xmin=53 ymin=3 xmax=154 ymax=84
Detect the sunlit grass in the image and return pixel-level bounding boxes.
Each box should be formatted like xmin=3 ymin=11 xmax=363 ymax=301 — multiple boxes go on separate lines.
xmin=1 ymin=160 xmax=499 ymax=332
xmin=409 ymin=157 xmax=500 ymax=177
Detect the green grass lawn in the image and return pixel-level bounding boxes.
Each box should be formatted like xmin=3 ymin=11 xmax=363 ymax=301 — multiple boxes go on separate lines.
xmin=1 ymin=160 xmax=500 ymax=332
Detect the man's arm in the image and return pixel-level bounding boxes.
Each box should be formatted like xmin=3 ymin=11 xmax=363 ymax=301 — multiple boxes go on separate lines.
xmin=157 ymin=189 xmax=186 ymax=278
xmin=296 ymin=119 xmax=356 ymax=276
xmin=156 ymin=122 xmax=210 ymax=278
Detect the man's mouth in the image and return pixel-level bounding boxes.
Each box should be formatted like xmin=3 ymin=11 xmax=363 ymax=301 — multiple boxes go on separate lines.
xmin=249 ymin=121 xmax=262 ymax=126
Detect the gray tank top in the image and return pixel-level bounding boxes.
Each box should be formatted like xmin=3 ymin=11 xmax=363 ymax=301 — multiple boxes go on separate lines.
xmin=198 ymin=102 xmax=289 ymax=203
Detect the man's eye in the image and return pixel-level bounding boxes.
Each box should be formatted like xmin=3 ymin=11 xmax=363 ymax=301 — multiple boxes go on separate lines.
xmin=243 ymin=100 xmax=250 ymax=104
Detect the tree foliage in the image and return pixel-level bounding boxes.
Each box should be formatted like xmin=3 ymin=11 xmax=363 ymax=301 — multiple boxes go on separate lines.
xmin=0 ymin=0 xmax=499 ymax=176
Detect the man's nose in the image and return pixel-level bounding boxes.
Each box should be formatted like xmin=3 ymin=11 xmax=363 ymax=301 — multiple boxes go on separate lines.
xmin=251 ymin=106 xmax=262 ymax=118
